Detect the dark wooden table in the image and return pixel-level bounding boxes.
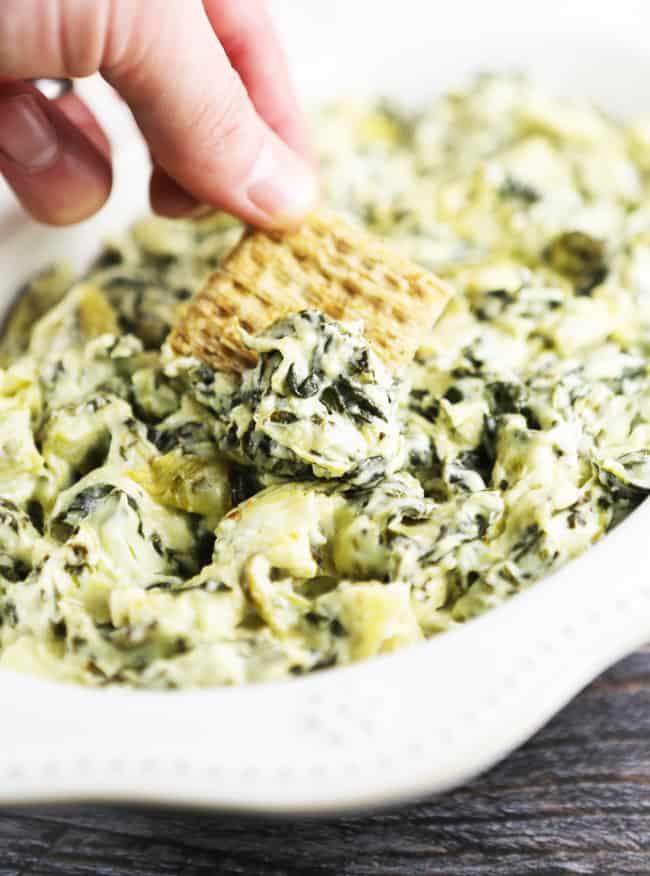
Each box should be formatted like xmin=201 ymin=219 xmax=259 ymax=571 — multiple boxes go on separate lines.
xmin=1 ymin=646 xmax=649 ymax=875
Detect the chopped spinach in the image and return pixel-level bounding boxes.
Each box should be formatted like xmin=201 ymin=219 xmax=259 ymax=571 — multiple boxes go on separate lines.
xmin=286 ymin=364 xmax=322 ymax=398
xmin=499 ymin=176 xmax=540 ymax=204
xmin=50 ymin=484 xmax=115 ymax=541
xmin=543 ymin=231 xmax=608 ymax=295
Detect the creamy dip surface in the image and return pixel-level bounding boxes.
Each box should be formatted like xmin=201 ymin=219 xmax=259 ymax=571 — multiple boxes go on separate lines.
xmin=2 ymin=74 xmax=650 ymax=688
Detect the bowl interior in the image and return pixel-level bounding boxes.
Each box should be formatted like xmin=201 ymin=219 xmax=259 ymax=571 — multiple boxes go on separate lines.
xmin=1 ymin=0 xmax=650 ymax=811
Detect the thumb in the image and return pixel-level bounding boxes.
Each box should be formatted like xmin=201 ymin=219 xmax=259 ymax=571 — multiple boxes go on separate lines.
xmin=103 ymin=0 xmax=317 ymax=228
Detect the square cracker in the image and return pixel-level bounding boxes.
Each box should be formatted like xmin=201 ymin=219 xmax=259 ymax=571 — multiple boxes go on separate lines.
xmin=169 ymin=207 xmax=451 ymax=374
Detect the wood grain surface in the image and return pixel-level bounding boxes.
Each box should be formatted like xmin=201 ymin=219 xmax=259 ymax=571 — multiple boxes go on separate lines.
xmin=1 ymin=646 xmax=650 ymax=875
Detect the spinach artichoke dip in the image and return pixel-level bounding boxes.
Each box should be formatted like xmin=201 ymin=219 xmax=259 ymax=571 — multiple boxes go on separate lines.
xmin=2 ymin=73 xmax=650 ymax=688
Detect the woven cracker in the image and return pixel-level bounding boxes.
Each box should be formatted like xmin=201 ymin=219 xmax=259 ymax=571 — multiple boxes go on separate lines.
xmin=170 ymin=208 xmax=451 ymax=374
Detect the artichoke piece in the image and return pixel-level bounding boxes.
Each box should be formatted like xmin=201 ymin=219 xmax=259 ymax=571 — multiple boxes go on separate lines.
xmin=77 ymin=284 xmax=119 ymax=338
xmin=595 ymin=450 xmax=650 ymax=500
xmin=129 ymin=451 xmax=230 ymax=527
xmin=0 ymin=262 xmax=73 ymax=364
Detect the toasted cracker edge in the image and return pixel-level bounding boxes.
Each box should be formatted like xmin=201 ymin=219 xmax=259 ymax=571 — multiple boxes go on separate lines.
xmin=170 ymin=208 xmax=451 ymax=374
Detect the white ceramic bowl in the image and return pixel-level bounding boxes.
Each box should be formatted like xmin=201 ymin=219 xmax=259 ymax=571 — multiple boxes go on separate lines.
xmin=1 ymin=0 xmax=650 ymax=813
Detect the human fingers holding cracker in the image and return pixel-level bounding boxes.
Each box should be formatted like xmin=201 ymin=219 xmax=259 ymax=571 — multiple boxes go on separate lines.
xmin=0 ymin=0 xmax=317 ymax=228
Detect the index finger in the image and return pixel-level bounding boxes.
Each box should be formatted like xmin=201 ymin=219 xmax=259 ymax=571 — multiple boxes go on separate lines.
xmin=203 ymin=0 xmax=317 ymax=166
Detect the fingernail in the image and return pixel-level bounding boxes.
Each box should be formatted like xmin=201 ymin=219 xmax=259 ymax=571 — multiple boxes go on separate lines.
xmin=0 ymin=94 xmax=59 ymax=171
xmin=247 ymin=142 xmax=318 ymax=224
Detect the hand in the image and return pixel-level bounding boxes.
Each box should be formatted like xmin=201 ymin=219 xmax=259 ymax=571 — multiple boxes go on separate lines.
xmin=0 ymin=0 xmax=318 ymax=228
